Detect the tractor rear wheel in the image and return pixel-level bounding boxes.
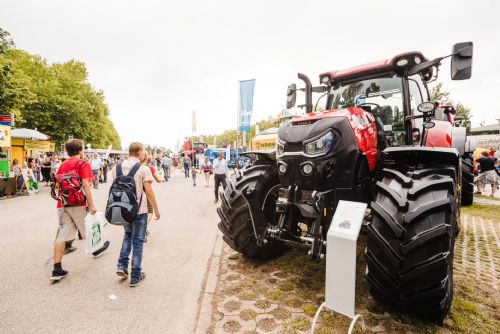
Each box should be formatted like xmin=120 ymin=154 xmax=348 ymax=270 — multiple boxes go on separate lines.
xmin=461 ymin=154 xmax=474 ymax=206
xmin=365 ymin=164 xmax=459 ymax=322
xmin=217 ymin=163 xmax=284 ymax=259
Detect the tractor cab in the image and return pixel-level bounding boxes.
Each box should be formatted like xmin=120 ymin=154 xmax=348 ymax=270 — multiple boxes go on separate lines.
xmin=286 ymin=43 xmax=473 ymax=148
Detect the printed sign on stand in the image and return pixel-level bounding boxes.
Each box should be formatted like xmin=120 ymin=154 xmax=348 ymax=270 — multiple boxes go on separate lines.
xmin=311 ymin=200 xmax=367 ymax=334
xmin=21 ymin=168 xmax=39 ymax=195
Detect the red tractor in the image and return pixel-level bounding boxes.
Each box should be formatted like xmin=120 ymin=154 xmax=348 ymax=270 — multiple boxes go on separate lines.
xmin=217 ymin=42 xmax=474 ymax=322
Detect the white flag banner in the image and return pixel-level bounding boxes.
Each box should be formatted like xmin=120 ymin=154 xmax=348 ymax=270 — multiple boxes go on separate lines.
xmin=192 ymin=110 xmax=196 ymax=133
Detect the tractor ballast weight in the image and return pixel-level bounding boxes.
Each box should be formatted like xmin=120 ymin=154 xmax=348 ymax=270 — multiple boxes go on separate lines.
xmin=217 ymin=42 xmax=473 ymax=322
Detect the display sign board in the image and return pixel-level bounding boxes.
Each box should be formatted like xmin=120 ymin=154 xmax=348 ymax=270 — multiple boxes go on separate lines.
xmin=24 ymin=140 xmax=55 ymax=152
xmin=21 ymin=168 xmax=39 ymax=195
xmin=326 ymin=200 xmax=366 ymax=316
xmin=312 ymin=200 xmax=367 ymax=333
xmin=0 ymin=125 xmax=11 ymax=147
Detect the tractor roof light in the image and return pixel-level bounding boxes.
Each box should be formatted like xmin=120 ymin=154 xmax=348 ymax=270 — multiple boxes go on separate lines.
xmin=396 ymin=58 xmax=409 ymax=67
xmin=320 ymin=75 xmax=330 ymax=84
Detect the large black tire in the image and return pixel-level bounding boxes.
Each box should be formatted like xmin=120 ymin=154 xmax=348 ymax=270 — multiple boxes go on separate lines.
xmin=217 ymin=163 xmax=284 ymax=259
xmin=365 ymin=164 xmax=459 ymax=322
xmin=461 ymin=154 xmax=474 ymax=206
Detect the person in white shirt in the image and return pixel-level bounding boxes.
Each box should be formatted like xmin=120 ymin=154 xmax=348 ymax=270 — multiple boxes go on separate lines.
xmin=212 ymin=152 xmax=228 ymax=203
xmin=161 ymin=155 xmax=172 ymax=180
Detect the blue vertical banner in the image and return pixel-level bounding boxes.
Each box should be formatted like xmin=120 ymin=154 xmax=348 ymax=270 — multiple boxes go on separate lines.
xmin=238 ymin=79 xmax=255 ymax=132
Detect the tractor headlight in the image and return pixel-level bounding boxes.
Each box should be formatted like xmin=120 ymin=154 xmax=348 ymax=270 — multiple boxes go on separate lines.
xmin=303 ymin=131 xmax=334 ymax=156
xmin=277 ymin=139 xmax=285 ymax=157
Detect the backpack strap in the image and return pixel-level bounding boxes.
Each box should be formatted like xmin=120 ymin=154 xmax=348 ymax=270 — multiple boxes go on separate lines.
xmin=116 ymin=162 xmax=123 ymax=177
xmin=127 ymin=163 xmax=142 ymax=177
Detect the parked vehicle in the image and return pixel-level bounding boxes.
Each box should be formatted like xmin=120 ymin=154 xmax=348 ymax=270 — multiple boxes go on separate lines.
xmin=217 ymin=42 xmax=474 ymax=322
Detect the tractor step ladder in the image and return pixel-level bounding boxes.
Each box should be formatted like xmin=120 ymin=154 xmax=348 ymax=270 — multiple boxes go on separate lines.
xmin=311 ymin=200 xmax=367 ymax=334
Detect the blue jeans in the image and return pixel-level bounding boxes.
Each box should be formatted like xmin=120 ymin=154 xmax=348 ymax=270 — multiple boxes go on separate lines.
xmin=117 ymin=213 xmax=148 ymax=281
xmin=184 ymin=164 xmax=189 ymax=177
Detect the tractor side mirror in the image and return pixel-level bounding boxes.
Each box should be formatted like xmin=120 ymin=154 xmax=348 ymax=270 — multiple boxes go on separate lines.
xmin=451 ymin=42 xmax=473 ymax=80
xmin=286 ymin=83 xmax=297 ymax=109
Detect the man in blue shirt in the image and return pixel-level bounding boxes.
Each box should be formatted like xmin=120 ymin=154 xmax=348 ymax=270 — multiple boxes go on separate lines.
xmin=90 ymin=153 xmax=102 ymax=189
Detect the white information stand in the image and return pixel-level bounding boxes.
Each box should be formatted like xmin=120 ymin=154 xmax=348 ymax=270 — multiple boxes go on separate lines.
xmin=311 ymin=200 xmax=367 ymax=334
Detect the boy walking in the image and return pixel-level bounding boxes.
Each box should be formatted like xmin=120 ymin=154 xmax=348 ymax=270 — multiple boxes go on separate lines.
xmin=114 ymin=142 xmax=160 ymax=287
xmin=50 ymin=139 xmax=109 ymax=281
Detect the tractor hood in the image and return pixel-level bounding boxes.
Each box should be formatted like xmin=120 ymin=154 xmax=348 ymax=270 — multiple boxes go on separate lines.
xmin=278 ymin=109 xmax=353 ymax=145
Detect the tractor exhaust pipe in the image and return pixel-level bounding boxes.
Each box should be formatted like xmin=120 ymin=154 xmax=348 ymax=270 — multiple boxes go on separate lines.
xmin=298 ymin=73 xmax=313 ymax=114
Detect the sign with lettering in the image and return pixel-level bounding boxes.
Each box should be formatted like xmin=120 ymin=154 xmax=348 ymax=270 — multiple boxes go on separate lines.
xmin=24 ymin=140 xmax=55 ymax=152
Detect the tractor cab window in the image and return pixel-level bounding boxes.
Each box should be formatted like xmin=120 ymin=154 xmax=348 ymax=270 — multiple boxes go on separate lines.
xmin=328 ymin=75 xmax=405 ymax=146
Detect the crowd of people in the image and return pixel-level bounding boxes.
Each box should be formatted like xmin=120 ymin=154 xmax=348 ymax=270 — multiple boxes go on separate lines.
xmin=47 ymin=138 xmax=231 ymax=287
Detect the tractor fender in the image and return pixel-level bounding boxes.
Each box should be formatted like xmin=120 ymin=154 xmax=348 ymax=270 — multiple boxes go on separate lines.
xmin=240 ymin=150 xmax=276 ymax=162
xmin=451 ymin=127 xmax=466 ymax=156
xmin=382 ymin=146 xmax=460 ymax=171
xmin=423 ymin=120 xmax=452 ymax=148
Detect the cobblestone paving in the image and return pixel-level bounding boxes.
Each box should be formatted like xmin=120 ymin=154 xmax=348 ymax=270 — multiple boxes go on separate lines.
xmin=210 ymin=215 xmax=500 ymax=333
xmin=455 ymin=214 xmax=499 ymax=290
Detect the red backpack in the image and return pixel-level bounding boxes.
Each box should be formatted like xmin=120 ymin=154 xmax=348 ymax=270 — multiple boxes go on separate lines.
xmin=51 ymin=160 xmax=86 ymax=207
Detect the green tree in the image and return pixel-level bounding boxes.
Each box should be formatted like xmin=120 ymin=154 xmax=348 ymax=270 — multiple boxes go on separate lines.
xmin=430 ymin=82 xmax=450 ymax=102
xmin=0 ymin=29 xmax=121 ymax=149
xmin=429 ymin=82 xmax=471 ymax=122
xmin=0 ymin=28 xmax=15 ymax=54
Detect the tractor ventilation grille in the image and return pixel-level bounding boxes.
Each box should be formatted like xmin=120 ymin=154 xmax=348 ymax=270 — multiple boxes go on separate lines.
xmin=292 ymin=120 xmax=317 ymax=126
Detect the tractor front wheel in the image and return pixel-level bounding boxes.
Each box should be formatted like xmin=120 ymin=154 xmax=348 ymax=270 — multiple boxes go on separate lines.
xmin=217 ymin=163 xmax=285 ymax=259
xmin=365 ymin=164 xmax=459 ymax=322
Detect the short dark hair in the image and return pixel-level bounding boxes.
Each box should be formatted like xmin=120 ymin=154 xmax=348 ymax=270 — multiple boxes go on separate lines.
xmin=65 ymin=139 xmax=84 ymax=156
xmin=129 ymin=142 xmax=144 ymax=157
xmin=481 ymin=151 xmax=489 ymax=157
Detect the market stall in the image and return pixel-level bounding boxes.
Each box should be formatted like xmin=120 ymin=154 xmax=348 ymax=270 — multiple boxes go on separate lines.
xmin=0 ymin=115 xmax=16 ymax=197
xmin=10 ymin=128 xmax=55 ymax=166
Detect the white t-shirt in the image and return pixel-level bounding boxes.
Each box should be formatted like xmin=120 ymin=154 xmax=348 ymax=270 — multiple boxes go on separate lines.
xmin=213 ymin=158 xmax=228 ymax=175
xmin=112 ymin=157 xmax=153 ymax=215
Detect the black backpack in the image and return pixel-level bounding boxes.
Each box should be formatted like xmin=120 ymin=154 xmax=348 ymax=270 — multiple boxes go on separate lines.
xmin=105 ymin=162 xmax=142 ymax=225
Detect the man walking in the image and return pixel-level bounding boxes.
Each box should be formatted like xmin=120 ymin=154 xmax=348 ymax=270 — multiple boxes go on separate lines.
xmin=90 ymin=153 xmax=102 ymax=189
xmin=114 ymin=142 xmax=160 ymax=287
xmin=475 ymin=151 xmax=499 ymax=196
xmin=50 ymin=139 xmax=109 ymax=281
xmin=213 ymin=152 xmax=228 ymax=203
xmin=161 ymin=154 xmax=172 ymax=180
xmin=183 ymin=153 xmax=191 ymax=178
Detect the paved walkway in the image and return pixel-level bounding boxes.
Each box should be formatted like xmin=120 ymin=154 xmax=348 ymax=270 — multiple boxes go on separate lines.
xmin=0 ymin=169 xmax=219 ymax=333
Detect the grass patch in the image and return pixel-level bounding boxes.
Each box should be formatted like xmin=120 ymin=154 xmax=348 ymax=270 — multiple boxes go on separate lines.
xmin=265 ymin=290 xmax=284 ymax=301
xmin=302 ymin=304 xmax=316 ymax=317
xmin=239 ymin=309 xmax=257 ymax=321
xmin=450 ymin=297 xmax=486 ymax=331
xmin=255 ymin=299 xmax=271 ymax=309
xmin=475 ymin=194 xmax=500 ymax=201
xmin=462 ymin=204 xmax=500 ymax=221
xmin=278 ymin=281 xmax=295 ymax=292
xmin=290 ymin=316 xmax=310 ymax=330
